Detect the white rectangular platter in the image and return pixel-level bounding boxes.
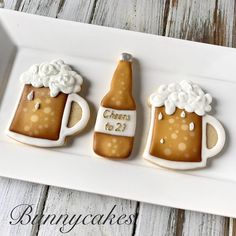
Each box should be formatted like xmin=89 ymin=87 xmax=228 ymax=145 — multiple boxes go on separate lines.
xmin=0 ymin=9 xmax=236 ymax=217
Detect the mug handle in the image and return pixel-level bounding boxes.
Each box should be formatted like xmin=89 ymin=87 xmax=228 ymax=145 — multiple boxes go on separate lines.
xmin=202 ymin=115 xmax=226 ymax=159
xmin=60 ymin=93 xmax=90 ymax=137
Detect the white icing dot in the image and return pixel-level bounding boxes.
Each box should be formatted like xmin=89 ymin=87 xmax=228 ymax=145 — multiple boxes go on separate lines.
xmin=44 ymin=107 xmax=51 ymax=114
xmin=181 ymin=124 xmax=188 ymax=131
xmin=27 ymin=90 xmax=34 ymax=101
xmin=164 ymin=148 xmax=172 ymax=156
xmin=171 ymin=133 xmax=178 ymax=139
xmin=178 ymin=143 xmax=186 ymax=151
xmin=158 ymin=112 xmax=163 ymax=120
xmin=160 ymin=138 xmax=165 ymax=144
xmin=30 ymin=115 xmax=39 ymax=123
xmin=107 ymin=142 xmax=112 ymax=147
xmin=189 ymin=122 xmax=195 ymax=131
xmin=111 ymin=150 xmax=116 ymax=154
xmin=180 ymin=111 xmax=186 ymax=118
xmin=168 ymin=118 xmax=175 ymax=124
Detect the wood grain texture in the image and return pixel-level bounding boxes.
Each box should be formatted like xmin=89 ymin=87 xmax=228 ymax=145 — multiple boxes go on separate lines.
xmin=19 ymin=0 xmax=62 ymax=17
xmin=229 ymin=218 xmax=236 ymax=236
xmin=37 ymin=187 xmax=137 ymax=236
xmin=57 ymin=0 xmax=96 ymax=23
xmin=92 ymin=0 xmax=169 ymax=35
xmin=182 ymin=211 xmax=229 ymax=236
xmin=0 ymin=178 xmax=47 ymax=236
xmin=165 ymin=0 xmax=235 ymax=47
xmin=3 ymin=0 xmax=22 ymax=9
xmin=135 ymin=204 xmax=178 ymax=236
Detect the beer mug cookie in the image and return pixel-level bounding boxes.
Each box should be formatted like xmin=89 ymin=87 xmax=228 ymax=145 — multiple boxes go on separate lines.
xmin=94 ymin=53 xmax=136 ymax=159
xmin=6 ymin=59 xmax=90 ymax=147
xmin=143 ymin=80 xmax=225 ymax=170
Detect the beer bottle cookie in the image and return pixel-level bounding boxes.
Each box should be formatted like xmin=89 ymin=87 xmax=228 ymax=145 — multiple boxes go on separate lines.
xmin=143 ymin=80 xmax=225 ymax=170
xmin=6 ymin=59 xmax=90 ymax=147
xmin=94 ymin=53 xmax=136 ymax=159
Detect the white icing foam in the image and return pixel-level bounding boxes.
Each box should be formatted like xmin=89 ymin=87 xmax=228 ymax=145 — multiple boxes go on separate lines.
xmin=149 ymin=80 xmax=212 ymax=116
xmin=20 ymin=59 xmax=83 ymax=97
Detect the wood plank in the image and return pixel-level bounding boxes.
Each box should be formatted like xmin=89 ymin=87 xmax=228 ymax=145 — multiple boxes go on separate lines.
xmin=165 ymin=0 xmax=235 ymax=234
xmin=182 ymin=211 xmax=229 ymax=236
xmin=135 ymin=0 xmax=170 ymax=35
xmin=3 ymin=0 xmax=22 ymax=10
xmin=57 ymin=0 xmax=97 ymax=23
xmin=19 ymin=0 xmax=63 ymax=17
xmin=135 ymin=204 xmax=178 ymax=236
xmin=165 ymin=0 xmax=235 ymax=47
xmin=229 ymin=218 xmax=236 ymax=236
xmin=92 ymin=0 xmax=169 ymax=35
xmin=165 ymin=0 xmax=217 ymax=43
xmin=0 ymin=178 xmax=47 ymax=236
xmin=37 ymin=187 xmax=137 ymax=236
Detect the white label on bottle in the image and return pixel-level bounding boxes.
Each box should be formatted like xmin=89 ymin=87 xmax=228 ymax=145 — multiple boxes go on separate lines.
xmin=94 ymin=106 xmax=136 ymax=137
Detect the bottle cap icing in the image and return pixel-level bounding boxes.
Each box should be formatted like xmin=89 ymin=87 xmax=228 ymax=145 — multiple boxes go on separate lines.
xmin=20 ymin=59 xmax=83 ymax=97
xmin=119 ymin=53 xmax=133 ymax=62
xmin=149 ymin=80 xmax=212 ymax=116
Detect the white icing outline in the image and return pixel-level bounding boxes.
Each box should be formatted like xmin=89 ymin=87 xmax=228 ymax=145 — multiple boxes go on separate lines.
xmin=143 ymin=106 xmax=226 ymax=170
xmin=94 ymin=106 xmax=136 ymax=137
xmin=6 ymin=86 xmax=90 ymax=147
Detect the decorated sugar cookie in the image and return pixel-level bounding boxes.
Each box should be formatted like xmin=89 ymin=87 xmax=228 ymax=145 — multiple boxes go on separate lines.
xmin=143 ymin=80 xmax=225 ymax=170
xmin=6 ymin=59 xmax=90 ymax=147
xmin=93 ymin=53 xmax=136 ymax=159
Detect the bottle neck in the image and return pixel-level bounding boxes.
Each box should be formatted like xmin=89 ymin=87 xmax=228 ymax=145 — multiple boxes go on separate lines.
xmin=101 ymin=60 xmax=135 ymax=110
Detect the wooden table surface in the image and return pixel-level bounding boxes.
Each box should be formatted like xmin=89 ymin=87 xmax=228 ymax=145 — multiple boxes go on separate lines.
xmin=1 ymin=0 xmax=236 ymax=235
